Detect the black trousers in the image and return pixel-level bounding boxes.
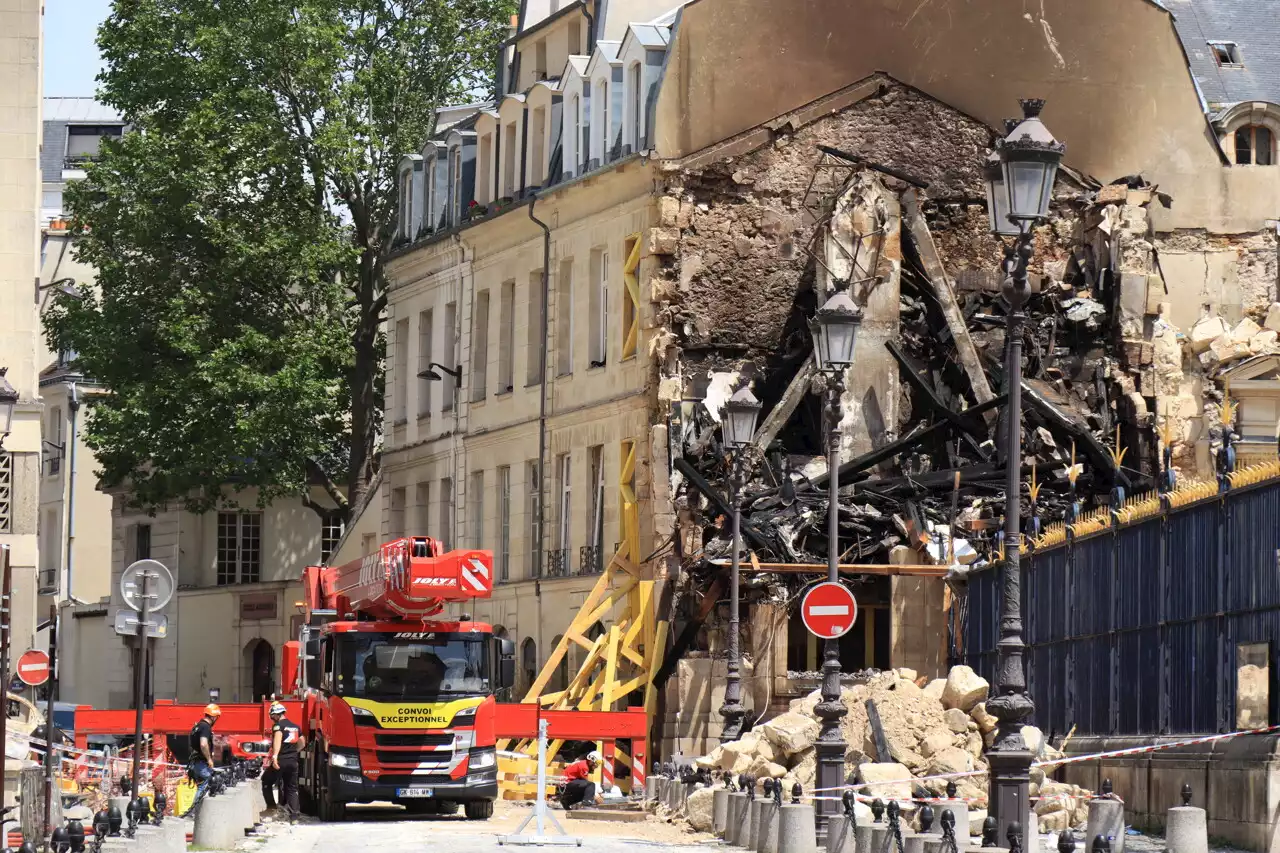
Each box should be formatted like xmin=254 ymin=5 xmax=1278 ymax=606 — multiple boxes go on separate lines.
xmin=561 ymin=779 xmax=595 ymax=809
xmin=263 ymin=759 xmax=300 ymax=815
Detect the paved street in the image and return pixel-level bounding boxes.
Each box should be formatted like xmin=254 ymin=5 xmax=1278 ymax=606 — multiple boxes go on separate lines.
xmin=237 ymin=804 xmax=715 ymax=853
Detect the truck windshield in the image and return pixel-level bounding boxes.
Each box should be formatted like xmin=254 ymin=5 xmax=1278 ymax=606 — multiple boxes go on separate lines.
xmin=334 ymin=633 xmax=490 ymax=700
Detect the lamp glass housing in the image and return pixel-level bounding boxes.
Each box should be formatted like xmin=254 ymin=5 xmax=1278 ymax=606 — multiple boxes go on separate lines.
xmin=983 ymin=152 xmax=1018 ymax=236
xmin=722 ymin=387 xmax=761 ymax=448
xmin=811 ymin=291 xmax=862 ymax=370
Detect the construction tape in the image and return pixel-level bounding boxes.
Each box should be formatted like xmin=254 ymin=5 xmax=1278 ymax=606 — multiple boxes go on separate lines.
xmin=804 ymin=723 xmax=1280 ymax=796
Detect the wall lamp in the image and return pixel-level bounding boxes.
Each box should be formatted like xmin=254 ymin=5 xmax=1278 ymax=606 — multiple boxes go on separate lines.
xmin=418 ymin=362 xmax=463 ymax=388
xmin=35 ymin=277 xmax=83 ymax=304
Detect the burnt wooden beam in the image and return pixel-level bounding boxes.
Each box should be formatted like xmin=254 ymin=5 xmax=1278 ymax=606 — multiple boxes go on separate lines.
xmin=1020 ymin=380 xmax=1132 ymax=490
xmin=653 ymin=571 xmax=726 ymax=690
xmin=901 ymin=189 xmax=997 ymax=420
xmin=816 ymin=144 xmax=930 ymax=189
xmin=674 ymin=457 xmax=774 ymax=551
xmin=886 ymin=340 xmax=991 ymax=460
xmin=806 ymin=393 xmax=1008 ymax=491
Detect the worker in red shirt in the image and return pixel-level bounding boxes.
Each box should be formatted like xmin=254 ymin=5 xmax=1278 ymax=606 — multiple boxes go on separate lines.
xmin=560 ymin=751 xmax=603 ymax=810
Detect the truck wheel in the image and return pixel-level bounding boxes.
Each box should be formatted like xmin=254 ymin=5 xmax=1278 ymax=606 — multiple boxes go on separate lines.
xmin=464 ymin=800 xmax=494 ymax=820
xmin=317 ymin=761 xmax=346 ymax=822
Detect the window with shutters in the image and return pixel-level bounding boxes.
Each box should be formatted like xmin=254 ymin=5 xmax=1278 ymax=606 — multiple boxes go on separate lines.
xmin=498 ymin=280 xmax=515 ymax=393
xmin=217 ymin=512 xmax=262 ymax=585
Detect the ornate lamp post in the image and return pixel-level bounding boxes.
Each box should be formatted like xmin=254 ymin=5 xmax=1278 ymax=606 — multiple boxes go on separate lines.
xmin=719 ymin=385 xmax=761 ymax=743
xmin=980 ymin=98 xmax=1065 ymax=846
xmin=809 ymin=289 xmax=862 ymax=839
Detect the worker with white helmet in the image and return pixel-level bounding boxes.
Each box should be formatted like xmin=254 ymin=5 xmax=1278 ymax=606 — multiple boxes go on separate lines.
xmin=265 ymin=701 xmax=305 ymax=822
xmin=560 ymin=750 xmax=605 ymax=811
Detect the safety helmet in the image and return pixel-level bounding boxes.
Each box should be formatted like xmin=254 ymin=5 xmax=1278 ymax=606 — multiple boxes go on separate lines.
xmin=269 ymin=702 xmax=286 ymax=717
xmin=586 ymin=750 xmax=602 ymax=764
xmin=204 ymin=703 xmax=222 ymax=717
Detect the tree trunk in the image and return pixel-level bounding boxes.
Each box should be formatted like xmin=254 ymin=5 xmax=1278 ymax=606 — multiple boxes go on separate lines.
xmin=346 ymin=247 xmax=382 ymax=518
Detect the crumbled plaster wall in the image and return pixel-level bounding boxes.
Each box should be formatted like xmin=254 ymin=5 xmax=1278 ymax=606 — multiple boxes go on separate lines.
xmin=651 ymin=81 xmax=1000 ymax=372
xmin=1155 ymin=229 xmax=1278 ymax=331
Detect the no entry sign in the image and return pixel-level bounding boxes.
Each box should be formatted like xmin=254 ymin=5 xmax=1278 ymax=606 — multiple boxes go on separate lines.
xmin=801 ymin=582 xmax=858 ymax=639
xmin=16 ymin=649 xmax=50 ymax=686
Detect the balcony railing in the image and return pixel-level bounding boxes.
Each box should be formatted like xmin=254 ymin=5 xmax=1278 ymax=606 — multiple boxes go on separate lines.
xmin=578 ymin=545 xmax=604 ymax=576
xmin=63 ymin=154 xmax=100 ymax=169
xmin=544 ymin=548 xmax=570 ymax=578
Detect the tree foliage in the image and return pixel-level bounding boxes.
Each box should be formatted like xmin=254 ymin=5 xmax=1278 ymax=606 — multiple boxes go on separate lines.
xmin=46 ymin=0 xmax=513 ymax=518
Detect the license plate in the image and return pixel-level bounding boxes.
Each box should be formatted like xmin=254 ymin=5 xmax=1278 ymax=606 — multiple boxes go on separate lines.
xmin=397 ymin=788 xmax=434 ymax=798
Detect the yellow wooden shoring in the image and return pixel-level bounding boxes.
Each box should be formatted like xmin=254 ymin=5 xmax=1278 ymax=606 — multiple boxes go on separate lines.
xmin=622 ymin=235 xmax=641 ymax=359
xmin=500 ymin=436 xmax=669 ymax=798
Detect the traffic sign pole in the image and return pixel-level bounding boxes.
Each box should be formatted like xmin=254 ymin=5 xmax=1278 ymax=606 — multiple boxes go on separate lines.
xmin=42 ymin=604 xmax=57 ymax=851
xmin=130 ymin=570 xmax=151 ymax=804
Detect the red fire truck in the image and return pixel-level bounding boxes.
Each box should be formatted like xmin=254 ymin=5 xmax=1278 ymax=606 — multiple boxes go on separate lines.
xmin=287 ymin=536 xmax=514 ymax=821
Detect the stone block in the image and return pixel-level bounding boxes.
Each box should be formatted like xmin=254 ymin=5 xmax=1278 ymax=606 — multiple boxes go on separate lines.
xmin=925 ymin=748 xmax=973 ymax=777
xmin=1231 ymin=317 xmax=1263 ymax=344
xmin=941 ymin=666 xmax=988 ymax=712
xmin=921 ymin=733 xmax=953 ymax=758
xmin=858 ymin=762 xmax=913 ymax=800
xmin=1249 ymin=329 xmax=1278 ymax=353
xmin=760 ymin=712 xmax=821 ymax=758
xmin=647 ymin=228 xmax=679 ymax=256
xmin=714 ymin=788 xmax=730 ymax=837
xmin=1266 ymin=303 xmax=1280 ymax=334
xmin=687 ymin=787 xmax=715 ymax=832
xmin=943 ymin=709 xmax=969 ymax=734
xmin=658 ymin=196 xmax=680 ymax=228
xmin=923 ymin=680 xmax=946 ymax=702
xmin=969 ymin=702 xmax=997 ymax=734
xmin=1189 ymin=316 xmax=1230 ymax=353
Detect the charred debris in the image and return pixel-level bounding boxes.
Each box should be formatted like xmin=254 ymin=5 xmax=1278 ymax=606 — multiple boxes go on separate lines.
xmin=667 ymin=150 xmax=1169 ymax=604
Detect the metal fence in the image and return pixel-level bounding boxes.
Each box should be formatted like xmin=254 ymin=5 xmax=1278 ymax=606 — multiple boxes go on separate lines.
xmin=963 ymin=468 xmax=1280 ymax=736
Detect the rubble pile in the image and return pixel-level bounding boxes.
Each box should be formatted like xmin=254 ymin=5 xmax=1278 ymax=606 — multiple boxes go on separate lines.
xmin=688 ymin=666 xmax=1094 ymax=834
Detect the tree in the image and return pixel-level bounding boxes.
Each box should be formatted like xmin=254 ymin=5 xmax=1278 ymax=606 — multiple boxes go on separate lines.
xmin=45 ymin=0 xmax=513 ymax=520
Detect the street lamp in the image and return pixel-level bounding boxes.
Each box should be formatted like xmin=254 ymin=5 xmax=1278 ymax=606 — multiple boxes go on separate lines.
xmin=980 ymin=98 xmax=1064 ymax=848
xmin=718 ymin=385 xmax=760 ymax=743
xmin=0 ymin=369 xmax=19 ymax=448
xmin=808 ymin=289 xmax=862 ymax=839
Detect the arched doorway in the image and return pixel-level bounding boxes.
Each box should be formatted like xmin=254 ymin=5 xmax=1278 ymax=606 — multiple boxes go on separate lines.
xmin=243 ymin=639 xmax=275 ymax=702
xmin=521 ymin=638 xmax=537 ymax=695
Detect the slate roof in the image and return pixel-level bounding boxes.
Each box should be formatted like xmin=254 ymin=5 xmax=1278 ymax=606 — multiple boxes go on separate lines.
xmin=1166 ymin=0 xmax=1280 ymax=110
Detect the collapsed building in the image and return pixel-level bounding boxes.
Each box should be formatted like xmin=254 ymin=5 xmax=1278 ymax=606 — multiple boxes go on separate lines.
xmin=363 ymin=0 xmax=1280 ymax=768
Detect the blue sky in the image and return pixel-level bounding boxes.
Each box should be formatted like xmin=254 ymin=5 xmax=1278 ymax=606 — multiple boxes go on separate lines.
xmin=44 ymin=0 xmax=112 ymax=97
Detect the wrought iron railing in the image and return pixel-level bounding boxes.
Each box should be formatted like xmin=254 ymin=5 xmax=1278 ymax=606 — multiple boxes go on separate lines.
xmin=544 ymin=548 xmax=570 ymax=578
xmin=578 ymin=545 xmax=604 ymax=576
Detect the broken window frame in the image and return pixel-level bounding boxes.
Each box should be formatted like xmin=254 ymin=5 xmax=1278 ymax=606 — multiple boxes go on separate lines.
xmin=1209 ymin=41 xmax=1243 ymax=67
xmin=629 ymin=62 xmax=643 ymax=150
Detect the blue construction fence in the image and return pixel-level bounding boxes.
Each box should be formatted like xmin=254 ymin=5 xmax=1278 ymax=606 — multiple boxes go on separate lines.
xmin=962 ymin=472 xmax=1280 ymax=736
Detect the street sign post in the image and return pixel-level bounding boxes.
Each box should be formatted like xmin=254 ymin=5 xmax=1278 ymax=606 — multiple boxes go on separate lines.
xmin=113 ymin=611 xmax=168 ymax=639
xmin=120 ymin=560 xmax=174 ymax=612
xmin=801 ymin=582 xmax=858 ymax=640
xmin=16 ymin=648 xmax=49 ymax=686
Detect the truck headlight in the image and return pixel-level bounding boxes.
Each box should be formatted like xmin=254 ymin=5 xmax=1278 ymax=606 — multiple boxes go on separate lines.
xmin=330 ymin=750 xmax=361 ymax=770
xmin=469 ymin=748 xmax=496 ymax=770
xmin=349 ymin=705 xmax=374 ymax=717
xmin=451 ymin=706 xmax=477 ymax=725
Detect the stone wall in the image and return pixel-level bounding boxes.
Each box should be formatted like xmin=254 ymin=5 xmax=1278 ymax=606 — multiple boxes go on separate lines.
xmin=1058 ymin=734 xmax=1280 ymax=853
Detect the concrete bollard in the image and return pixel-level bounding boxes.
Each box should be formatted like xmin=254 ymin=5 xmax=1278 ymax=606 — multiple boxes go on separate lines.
xmin=1166 ymin=785 xmax=1208 ymax=853
xmin=871 ymin=824 xmax=890 ymax=853
xmin=714 ymin=788 xmax=731 ymax=837
xmin=645 ymin=776 xmax=659 ymax=802
xmin=922 ymin=837 xmax=945 ymax=853
xmin=109 ymin=797 xmax=131 ymax=823
xmin=777 ymin=802 xmax=818 ymax=853
xmin=744 ymin=798 xmax=763 ymax=849
xmin=1086 ymin=795 xmax=1125 ymax=853
xmin=757 ymin=797 xmax=781 ymax=853
xmin=250 ymin=778 xmax=266 ymax=824
xmin=937 ymin=804 xmax=968 ymax=842
xmin=855 ymin=821 xmax=873 ymax=853
xmin=682 ymin=782 xmax=692 ymax=815
xmin=727 ymin=792 xmax=749 ymax=846
xmin=192 ymin=790 xmax=246 ymax=850
xmin=826 ymin=815 xmax=856 ymax=853
xmin=904 ymin=833 xmax=925 ymax=853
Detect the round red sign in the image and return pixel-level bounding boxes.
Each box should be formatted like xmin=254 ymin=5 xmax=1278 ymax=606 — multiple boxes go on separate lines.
xmin=801 ymin=582 xmax=859 ymax=640
xmin=16 ymin=649 xmax=50 ymax=686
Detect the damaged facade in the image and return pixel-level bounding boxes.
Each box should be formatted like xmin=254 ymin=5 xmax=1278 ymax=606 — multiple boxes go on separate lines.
xmin=367 ymin=0 xmax=1280 ymax=758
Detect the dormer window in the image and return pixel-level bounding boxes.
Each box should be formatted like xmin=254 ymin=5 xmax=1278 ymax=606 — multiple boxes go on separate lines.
xmin=1210 ymin=41 xmax=1243 ymax=67
xmin=65 ymin=124 xmax=122 ymax=167
xmin=451 ymin=147 xmax=462 ymax=223
xmin=629 ymin=63 xmax=642 ymax=151
xmin=425 ymin=154 xmax=436 ymax=233
xmin=1235 ymin=125 xmax=1274 ymax=165
xmin=399 ymin=170 xmax=414 ymax=238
